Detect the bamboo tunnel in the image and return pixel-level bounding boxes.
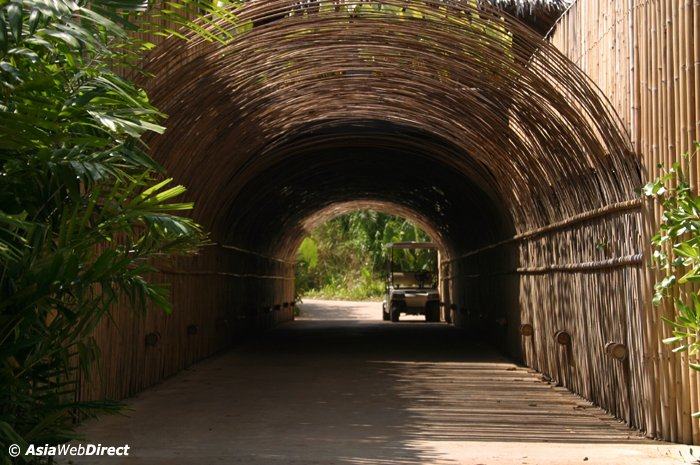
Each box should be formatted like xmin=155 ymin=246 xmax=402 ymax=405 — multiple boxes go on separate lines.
xmin=79 ymin=0 xmax=700 ymax=446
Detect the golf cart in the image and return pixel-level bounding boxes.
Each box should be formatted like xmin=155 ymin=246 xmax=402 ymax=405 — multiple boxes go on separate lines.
xmin=382 ymin=242 xmax=440 ymax=322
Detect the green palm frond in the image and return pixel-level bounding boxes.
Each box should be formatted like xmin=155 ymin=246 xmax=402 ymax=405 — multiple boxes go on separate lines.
xmin=0 ymin=0 xmax=209 ymax=455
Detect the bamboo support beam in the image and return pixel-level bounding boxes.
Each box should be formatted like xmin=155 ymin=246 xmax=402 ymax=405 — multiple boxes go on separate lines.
xmin=440 ymin=253 xmax=642 ymax=280
xmin=442 ymin=198 xmax=642 ymax=265
xmin=216 ymin=243 xmax=295 ymax=264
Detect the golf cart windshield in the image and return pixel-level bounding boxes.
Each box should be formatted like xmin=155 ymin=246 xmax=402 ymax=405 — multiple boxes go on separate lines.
xmin=389 ymin=246 xmax=437 ymax=289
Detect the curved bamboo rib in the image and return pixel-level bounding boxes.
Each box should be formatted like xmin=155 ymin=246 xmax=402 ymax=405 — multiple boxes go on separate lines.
xmin=139 ymin=0 xmax=639 ymax=259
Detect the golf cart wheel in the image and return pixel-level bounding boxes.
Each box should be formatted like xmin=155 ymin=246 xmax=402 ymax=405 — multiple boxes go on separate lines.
xmin=382 ymin=302 xmax=390 ymax=321
xmin=390 ymin=306 xmax=400 ymax=322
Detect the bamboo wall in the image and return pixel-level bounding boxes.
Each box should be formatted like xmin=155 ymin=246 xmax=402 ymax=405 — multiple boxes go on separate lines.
xmin=80 ymin=245 xmax=295 ymax=402
xmin=441 ymin=200 xmax=648 ymax=428
xmin=548 ymin=0 xmax=700 ymax=444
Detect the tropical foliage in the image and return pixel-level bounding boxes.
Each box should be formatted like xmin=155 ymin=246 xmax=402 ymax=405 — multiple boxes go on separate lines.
xmin=644 ymin=142 xmax=700 ymax=418
xmin=296 ymin=210 xmax=431 ymax=300
xmin=0 ymin=0 xmax=245 ymax=460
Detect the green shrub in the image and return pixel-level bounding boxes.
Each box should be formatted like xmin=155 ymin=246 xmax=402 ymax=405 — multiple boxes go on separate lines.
xmin=0 ymin=0 xmax=238 ymax=460
xmin=644 ymin=142 xmax=700 ymax=419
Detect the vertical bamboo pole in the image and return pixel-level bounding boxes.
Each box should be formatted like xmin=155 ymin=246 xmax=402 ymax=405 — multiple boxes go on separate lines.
xmin=637 ymin=0 xmax=661 ymax=438
xmin=651 ymin=0 xmax=673 ymax=441
xmin=674 ymin=0 xmax=695 ymax=444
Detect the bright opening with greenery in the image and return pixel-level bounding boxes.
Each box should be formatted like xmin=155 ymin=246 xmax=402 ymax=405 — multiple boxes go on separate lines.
xmin=295 ymin=210 xmax=432 ymax=301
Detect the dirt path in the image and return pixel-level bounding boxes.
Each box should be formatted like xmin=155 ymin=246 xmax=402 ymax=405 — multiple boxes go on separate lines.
xmin=68 ymin=300 xmax=694 ymax=464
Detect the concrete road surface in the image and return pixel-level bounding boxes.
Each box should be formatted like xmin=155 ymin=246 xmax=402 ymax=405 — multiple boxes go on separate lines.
xmin=65 ymin=300 xmax=696 ymax=465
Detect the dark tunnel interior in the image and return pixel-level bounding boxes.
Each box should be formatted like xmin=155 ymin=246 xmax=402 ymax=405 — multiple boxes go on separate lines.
xmin=223 ymin=120 xmax=515 ymax=260
xmin=213 ymin=119 xmax=523 ymax=356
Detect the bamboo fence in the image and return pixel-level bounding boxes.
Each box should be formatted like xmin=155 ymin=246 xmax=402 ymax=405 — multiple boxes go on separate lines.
xmin=548 ymin=0 xmax=700 ymax=444
xmin=79 ymin=244 xmax=295 ymax=401
xmin=80 ymin=0 xmax=699 ymax=446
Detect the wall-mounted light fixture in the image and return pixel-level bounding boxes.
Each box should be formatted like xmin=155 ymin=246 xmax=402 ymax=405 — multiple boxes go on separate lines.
xmin=605 ymin=342 xmax=628 ymax=361
xmin=520 ymin=323 xmax=534 ymax=337
xmin=554 ymin=330 xmax=571 ymax=346
xmin=145 ymin=332 xmax=160 ymax=347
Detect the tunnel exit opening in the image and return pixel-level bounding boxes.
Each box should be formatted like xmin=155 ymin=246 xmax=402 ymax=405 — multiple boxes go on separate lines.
xmin=287 ymin=198 xmax=521 ymax=360
xmin=295 ymin=209 xmax=433 ymax=302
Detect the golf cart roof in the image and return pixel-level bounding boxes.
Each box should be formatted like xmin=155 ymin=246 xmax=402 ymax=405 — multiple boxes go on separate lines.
xmin=386 ymin=242 xmax=437 ymax=250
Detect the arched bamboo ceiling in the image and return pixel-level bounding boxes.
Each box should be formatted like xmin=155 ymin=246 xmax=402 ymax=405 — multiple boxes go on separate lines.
xmin=140 ymin=0 xmax=638 ymax=260
xmin=224 ymin=123 xmax=510 ymax=258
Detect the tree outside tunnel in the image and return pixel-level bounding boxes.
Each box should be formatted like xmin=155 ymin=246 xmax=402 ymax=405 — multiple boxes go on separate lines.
xmin=295 ymin=209 xmax=432 ymax=301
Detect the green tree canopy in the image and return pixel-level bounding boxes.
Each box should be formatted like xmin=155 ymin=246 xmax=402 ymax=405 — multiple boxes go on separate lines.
xmin=295 ymin=210 xmax=431 ymax=300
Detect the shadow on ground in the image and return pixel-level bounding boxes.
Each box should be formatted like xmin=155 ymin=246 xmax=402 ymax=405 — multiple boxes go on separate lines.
xmin=66 ymin=301 xmax=685 ymax=465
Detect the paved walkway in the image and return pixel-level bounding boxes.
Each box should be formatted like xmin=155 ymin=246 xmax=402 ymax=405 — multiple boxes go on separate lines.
xmin=69 ymin=300 xmax=695 ymax=464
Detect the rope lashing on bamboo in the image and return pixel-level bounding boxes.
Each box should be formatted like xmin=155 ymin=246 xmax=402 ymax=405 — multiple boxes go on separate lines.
xmin=442 ymin=198 xmax=643 ymax=265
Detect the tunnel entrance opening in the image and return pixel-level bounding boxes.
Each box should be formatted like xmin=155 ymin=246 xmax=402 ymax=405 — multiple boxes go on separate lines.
xmin=294 ymin=208 xmax=450 ymax=323
xmin=294 ymin=209 xmax=433 ymax=305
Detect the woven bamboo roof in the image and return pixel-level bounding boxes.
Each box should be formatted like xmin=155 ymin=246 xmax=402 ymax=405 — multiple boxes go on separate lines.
xmin=242 ymin=0 xmax=569 ymax=35
xmin=140 ymin=0 xmax=635 ymax=260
